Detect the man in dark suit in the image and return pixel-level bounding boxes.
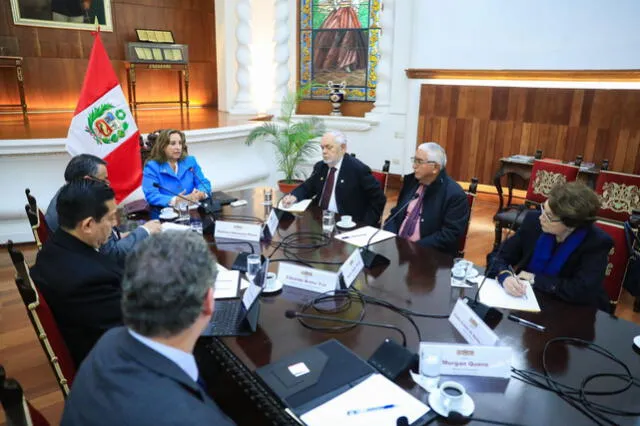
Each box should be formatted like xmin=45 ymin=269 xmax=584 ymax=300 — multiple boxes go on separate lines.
xmin=45 ymin=154 xmax=161 ymax=266
xmin=281 ymin=130 xmax=386 ymax=226
xmin=61 ymin=232 xmax=235 ymax=426
xmin=384 ymin=142 xmax=469 ymax=256
xmin=31 ymin=180 xmax=123 ymax=366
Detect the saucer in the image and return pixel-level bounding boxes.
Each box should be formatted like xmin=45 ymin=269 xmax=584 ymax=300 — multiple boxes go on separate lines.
xmin=428 ymin=388 xmax=475 ymax=418
xmin=159 ymin=212 xmax=178 ymax=220
xmin=634 ymin=335 xmax=640 ymax=349
xmin=262 ymin=279 xmax=283 ymax=295
xmin=336 ymin=220 xmax=356 ymax=229
xmin=465 ymin=268 xmax=479 ymax=279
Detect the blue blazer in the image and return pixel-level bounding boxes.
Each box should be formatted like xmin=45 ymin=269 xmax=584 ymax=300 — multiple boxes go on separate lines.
xmin=488 ymin=211 xmax=613 ymax=312
xmin=61 ymin=327 xmax=235 ymax=426
xmin=142 ymin=155 xmax=212 ymax=209
xmin=384 ymin=170 xmax=469 ymax=256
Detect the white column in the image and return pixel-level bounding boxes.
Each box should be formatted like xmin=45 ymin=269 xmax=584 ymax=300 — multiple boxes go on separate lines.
xmin=270 ymin=0 xmax=291 ymax=114
xmin=229 ymin=0 xmax=256 ymax=114
xmin=366 ymin=0 xmax=395 ymax=118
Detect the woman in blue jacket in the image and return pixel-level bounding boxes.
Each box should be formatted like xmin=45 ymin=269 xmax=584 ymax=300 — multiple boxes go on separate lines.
xmin=142 ymin=129 xmax=212 ymax=215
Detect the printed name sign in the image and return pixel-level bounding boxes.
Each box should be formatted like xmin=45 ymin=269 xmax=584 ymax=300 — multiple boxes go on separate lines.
xmin=448 ymin=298 xmax=499 ymax=346
xmin=338 ymin=249 xmax=364 ymax=288
xmin=419 ymin=342 xmax=512 ymax=378
xmin=214 ymin=221 xmax=262 ymax=242
xmin=278 ymin=262 xmax=338 ymax=293
xmin=264 ymin=209 xmax=280 ymax=238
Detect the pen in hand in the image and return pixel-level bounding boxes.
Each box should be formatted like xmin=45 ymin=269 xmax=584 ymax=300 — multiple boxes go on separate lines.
xmin=508 ymin=266 xmax=528 ymax=300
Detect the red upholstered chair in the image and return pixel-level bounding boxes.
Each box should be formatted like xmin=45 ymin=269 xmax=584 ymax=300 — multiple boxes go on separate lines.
xmin=24 ymin=189 xmax=51 ymax=250
xmin=371 ymin=170 xmax=388 ymax=193
xmin=594 ymin=221 xmax=631 ymax=309
xmin=458 ymin=177 xmax=478 ymax=257
xmin=7 ymin=241 xmax=76 ymax=397
xmin=0 ymin=366 xmax=50 ymax=426
xmin=493 ymin=160 xmax=580 ymax=249
xmin=594 ymin=170 xmax=640 ymax=223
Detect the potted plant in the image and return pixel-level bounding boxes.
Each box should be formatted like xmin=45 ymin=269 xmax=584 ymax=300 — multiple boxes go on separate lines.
xmin=245 ymin=88 xmax=325 ymax=194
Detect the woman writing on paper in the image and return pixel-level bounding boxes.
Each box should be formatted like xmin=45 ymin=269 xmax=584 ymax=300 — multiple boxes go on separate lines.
xmin=142 ymin=129 xmax=212 ymax=217
xmin=489 ymin=182 xmax=613 ymax=312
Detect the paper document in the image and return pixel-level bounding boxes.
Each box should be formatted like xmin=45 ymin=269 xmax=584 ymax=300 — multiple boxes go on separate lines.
xmin=478 ymin=276 xmax=541 ymax=312
xmin=213 ymin=270 xmax=240 ymax=299
xmin=334 ymin=226 xmax=396 ymax=248
xmin=277 ymin=198 xmax=313 ymax=213
xmin=161 ymin=223 xmax=191 ymax=232
xmin=217 ymin=264 xmax=250 ymax=290
xmin=300 ymin=373 xmax=430 ymax=426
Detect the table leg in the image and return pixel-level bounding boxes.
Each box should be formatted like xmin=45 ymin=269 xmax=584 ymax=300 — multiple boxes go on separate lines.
xmin=130 ymin=66 xmax=137 ymax=111
xmin=126 ymin=66 xmax=133 ymax=110
xmin=16 ymin=60 xmax=27 ymax=115
xmin=178 ymin=69 xmax=183 ymax=108
xmin=184 ymin=66 xmax=190 ymax=108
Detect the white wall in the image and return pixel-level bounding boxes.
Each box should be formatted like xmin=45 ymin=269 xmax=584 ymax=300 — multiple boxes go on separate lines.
xmin=412 ymin=0 xmax=640 ymax=70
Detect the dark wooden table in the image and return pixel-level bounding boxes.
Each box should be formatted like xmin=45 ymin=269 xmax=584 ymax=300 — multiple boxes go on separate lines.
xmin=195 ymin=188 xmax=640 ymax=426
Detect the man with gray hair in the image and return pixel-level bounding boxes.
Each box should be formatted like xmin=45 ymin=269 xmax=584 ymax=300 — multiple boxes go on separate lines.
xmin=282 ymin=130 xmax=387 ymax=225
xmin=384 ymin=142 xmax=469 ymax=256
xmin=61 ymin=232 xmax=235 ymax=426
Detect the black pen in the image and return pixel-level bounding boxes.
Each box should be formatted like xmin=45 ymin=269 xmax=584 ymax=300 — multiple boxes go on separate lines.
xmin=508 ymin=313 xmax=546 ymax=331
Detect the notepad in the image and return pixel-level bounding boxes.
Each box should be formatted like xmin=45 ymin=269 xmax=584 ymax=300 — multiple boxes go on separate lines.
xmin=213 ymin=270 xmax=240 ymax=299
xmin=277 ymin=198 xmax=313 ymax=212
xmin=300 ymin=373 xmax=430 ymax=426
xmin=217 ymin=264 xmax=250 ymax=290
xmin=334 ymin=226 xmax=396 ymax=248
xmin=478 ymin=276 xmax=541 ymax=312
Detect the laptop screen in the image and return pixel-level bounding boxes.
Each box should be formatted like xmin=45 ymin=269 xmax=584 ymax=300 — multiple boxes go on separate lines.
xmin=241 ymin=258 xmax=269 ymax=310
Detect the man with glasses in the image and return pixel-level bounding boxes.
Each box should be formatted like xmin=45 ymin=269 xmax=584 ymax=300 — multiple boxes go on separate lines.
xmin=46 ymin=154 xmax=161 ymax=266
xmin=384 ymin=142 xmax=469 ymax=256
xmin=281 ymin=130 xmax=386 ymax=226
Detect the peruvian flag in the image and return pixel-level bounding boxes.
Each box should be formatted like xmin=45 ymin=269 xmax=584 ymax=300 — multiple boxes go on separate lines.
xmin=66 ymin=33 xmax=141 ymax=203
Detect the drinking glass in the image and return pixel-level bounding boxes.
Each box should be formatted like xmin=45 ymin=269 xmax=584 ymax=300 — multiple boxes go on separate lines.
xmin=263 ymin=188 xmax=273 ymax=205
xmin=246 ymin=254 xmax=261 ymax=284
xmin=322 ymin=210 xmax=335 ymax=234
xmin=451 ymin=258 xmax=471 ymax=286
xmin=177 ymin=202 xmax=189 ymax=223
xmin=190 ymin=218 xmax=203 ymax=234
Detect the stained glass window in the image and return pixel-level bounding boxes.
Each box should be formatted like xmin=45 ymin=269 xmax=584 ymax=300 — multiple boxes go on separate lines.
xmin=300 ymin=0 xmax=381 ymax=102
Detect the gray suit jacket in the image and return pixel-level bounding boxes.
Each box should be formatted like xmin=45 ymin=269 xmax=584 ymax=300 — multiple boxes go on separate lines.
xmin=61 ymin=327 xmax=236 ymax=426
xmin=46 ymin=188 xmax=149 ymax=266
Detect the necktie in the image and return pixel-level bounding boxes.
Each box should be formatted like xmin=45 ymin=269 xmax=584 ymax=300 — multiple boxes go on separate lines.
xmin=399 ymin=186 xmax=426 ymax=238
xmin=319 ymin=167 xmax=337 ymax=210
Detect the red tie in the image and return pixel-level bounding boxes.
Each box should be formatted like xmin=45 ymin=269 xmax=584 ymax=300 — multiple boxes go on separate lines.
xmin=319 ymin=167 xmax=337 ymax=210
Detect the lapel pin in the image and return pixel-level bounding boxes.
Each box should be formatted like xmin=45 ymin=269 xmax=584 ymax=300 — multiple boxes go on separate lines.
xmin=340 ymin=179 xmax=344 ymax=183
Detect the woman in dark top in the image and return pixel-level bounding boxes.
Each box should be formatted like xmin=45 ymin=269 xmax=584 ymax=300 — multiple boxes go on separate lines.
xmin=490 ymin=182 xmax=613 ymax=312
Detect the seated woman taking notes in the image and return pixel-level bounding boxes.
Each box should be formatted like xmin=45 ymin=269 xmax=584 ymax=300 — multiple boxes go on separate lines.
xmin=489 ymin=182 xmax=613 ymax=312
xmin=142 ymin=129 xmax=212 ymax=216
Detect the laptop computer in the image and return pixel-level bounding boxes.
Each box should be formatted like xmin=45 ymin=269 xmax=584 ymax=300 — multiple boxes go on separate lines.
xmin=201 ymin=259 xmax=269 ymax=337
xmin=211 ymin=190 xmax=238 ymax=206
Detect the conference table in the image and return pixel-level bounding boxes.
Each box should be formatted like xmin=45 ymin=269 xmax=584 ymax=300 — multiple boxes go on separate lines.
xmin=190 ymin=188 xmax=640 ymax=426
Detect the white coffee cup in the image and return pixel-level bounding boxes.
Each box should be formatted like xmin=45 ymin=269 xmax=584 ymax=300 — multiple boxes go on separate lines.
xmin=438 ymin=381 xmax=466 ymax=413
xmin=264 ymin=272 xmax=278 ymax=291
xmin=339 ymin=215 xmax=354 ymax=225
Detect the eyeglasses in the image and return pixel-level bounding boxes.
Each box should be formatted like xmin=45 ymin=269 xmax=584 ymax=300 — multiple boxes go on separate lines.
xmin=411 ymin=157 xmax=438 ymax=166
xmin=540 ymin=204 xmax=563 ymax=223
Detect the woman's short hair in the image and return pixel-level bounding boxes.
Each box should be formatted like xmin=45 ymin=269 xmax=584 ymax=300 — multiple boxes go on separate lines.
xmin=147 ymin=129 xmax=188 ymax=164
xmin=548 ymin=182 xmax=600 ymax=228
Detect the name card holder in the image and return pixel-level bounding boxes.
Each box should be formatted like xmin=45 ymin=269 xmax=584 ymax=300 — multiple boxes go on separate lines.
xmin=419 ymin=342 xmax=512 ymax=379
xmin=448 ymin=298 xmax=499 ymax=346
xmin=215 ymin=220 xmax=262 ymax=242
xmin=338 ymin=249 xmax=364 ymax=289
xmin=278 ymin=263 xmax=339 ymax=293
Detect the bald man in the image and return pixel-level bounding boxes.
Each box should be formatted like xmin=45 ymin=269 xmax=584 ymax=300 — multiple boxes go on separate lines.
xmin=282 ymin=131 xmax=386 ymax=226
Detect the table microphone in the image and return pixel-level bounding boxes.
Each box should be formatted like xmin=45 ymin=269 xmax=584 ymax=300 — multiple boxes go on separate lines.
xmin=189 ymin=167 xmax=223 ymax=214
xmin=361 ymin=191 xmax=419 ymax=269
xmin=151 ymin=182 xmax=219 ymax=215
xmin=466 ymin=206 xmax=529 ymax=324
xmin=284 ymin=310 xmax=407 ymax=347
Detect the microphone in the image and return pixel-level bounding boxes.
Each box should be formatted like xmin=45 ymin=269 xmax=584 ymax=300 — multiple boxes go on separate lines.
xmin=361 ymin=190 xmax=420 ymax=269
xmin=284 ymin=310 xmax=407 ymax=347
xmin=188 ymin=167 xmax=222 ymax=214
xmin=466 ymin=205 xmax=529 ymax=324
xmin=152 ymin=182 xmax=219 ymax=215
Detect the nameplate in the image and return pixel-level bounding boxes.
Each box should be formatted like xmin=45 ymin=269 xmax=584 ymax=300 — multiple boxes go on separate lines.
xmin=338 ymin=249 xmax=364 ymax=288
xmin=278 ymin=262 xmax=338 ymax=293
xmin=420 ymin=342 xmax=512 ymax=379
xmin=264 ymin=208 xmax=280 ymax=237
xmin=448 ymin=298 xmax=499 ymax=346
xmin=214 ymin=221 xmax=262 ymax=242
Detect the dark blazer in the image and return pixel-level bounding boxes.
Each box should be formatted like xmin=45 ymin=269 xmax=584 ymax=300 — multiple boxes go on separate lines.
xmin=291 ymin=154 xmax=386 ymax=226
xmin=61 ymin=327 xmax=235 ymax=426
xmin=384 ymin=170 xmax=469 ymax=256
xmin=29 ymin=229 xmax=124 ymax=366
xmin=46 ymin=188 xmax=149 ymax=267
xmin=489 ymin=211 xmax=613 ymax=312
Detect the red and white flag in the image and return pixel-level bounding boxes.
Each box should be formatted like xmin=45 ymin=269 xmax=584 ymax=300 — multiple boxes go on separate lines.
xmin=66 ymin=33 xmax=141 ymax=203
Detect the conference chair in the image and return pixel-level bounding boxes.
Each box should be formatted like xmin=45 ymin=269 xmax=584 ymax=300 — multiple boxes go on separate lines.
xmin=24 ymin=189 xmax=50 ymax=249
xmin=594 ymin=170 xmax=640 ymax=223
xmin=457 ymin=178 xmax=478 ymax=257
xmin=594 ymin=220 xmax=631 ymax=312
xmin=371 ymin=160 xmax=391 ymax=193
xmin=0 ymin=365 xmax=50 ymax=426
xmin=7 ymin=241 xmax=76 ymax=397
xmin=492 ymin=160 xmax=580 ymax=249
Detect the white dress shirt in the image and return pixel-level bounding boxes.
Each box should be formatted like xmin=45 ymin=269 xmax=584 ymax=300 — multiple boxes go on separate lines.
xmin=128 ymin=329 xmax=199 ymax=382
xmin=323 ymin=156 xmax=343 ymax=213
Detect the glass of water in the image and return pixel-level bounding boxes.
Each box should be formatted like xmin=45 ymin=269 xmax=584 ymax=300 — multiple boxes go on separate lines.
xmin=322 ymin=210 xmax=335 ymax=234
xmin=451 ymin=258 xmax=471 ymax=286
xmin=177 ymin=202 xmax=189 ymax=223
xmin=190 ymin=218 xmax=203 ymax=234
xmin=246 ymin=254 xmax=261 ymax=284
xmin=263 ymin=188 xmax=273 ymax=205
